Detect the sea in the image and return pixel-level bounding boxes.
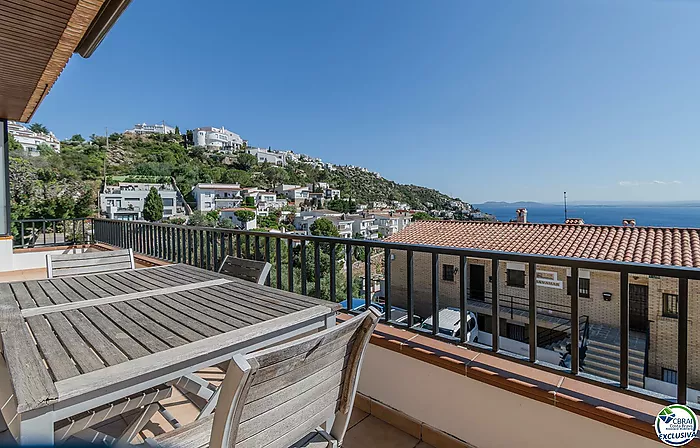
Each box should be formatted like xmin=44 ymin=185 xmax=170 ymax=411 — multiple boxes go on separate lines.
xmin=473 ymin=204 xmax=700 ymax=228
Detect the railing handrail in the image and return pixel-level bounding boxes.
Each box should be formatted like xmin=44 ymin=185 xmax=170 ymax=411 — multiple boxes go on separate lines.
xmin=92 ymin=217 xmax=700 ymax=280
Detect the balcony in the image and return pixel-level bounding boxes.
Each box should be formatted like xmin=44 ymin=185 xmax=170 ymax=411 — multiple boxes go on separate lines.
xmin=0 ymin=218 xmax=696 ymax=447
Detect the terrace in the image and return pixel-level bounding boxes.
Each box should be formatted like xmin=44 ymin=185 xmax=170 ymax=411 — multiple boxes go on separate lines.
xmin=0 ymin=219 xmax=694 ymax=446
xmin=0 ymin=1 xmax=694 ymax=446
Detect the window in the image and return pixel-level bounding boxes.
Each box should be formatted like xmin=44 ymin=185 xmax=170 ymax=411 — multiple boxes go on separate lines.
xmin=442 ymin=264 xmax=455 ymax=282
xmin=567 ymin=277 xmax=591 ymax=298
xmin=579 ymin=278 xmax=590 ymax=298
xmin=506 ymin=269 xmax=525 ymax=288
xmin=663 ymin=293 xmax=679 ymax=318
xmin=663 ymin=368 xmax=678 ymax=385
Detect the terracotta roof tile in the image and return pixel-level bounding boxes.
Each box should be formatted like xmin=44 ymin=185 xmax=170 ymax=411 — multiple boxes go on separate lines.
xmin=386 ymin=221 xmax=700 ymax=268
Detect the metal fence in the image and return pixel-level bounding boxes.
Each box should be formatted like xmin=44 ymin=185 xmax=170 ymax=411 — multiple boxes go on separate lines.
xmin=13 ymin=218 xmax=93 ymax=248
xmin=91 ymin=217 xmax=700 ymax=405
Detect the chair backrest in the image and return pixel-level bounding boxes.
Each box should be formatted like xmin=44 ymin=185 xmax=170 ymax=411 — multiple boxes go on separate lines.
xmin=47 ymin=248 xmax=135 ymax=278
xmin=218 ymin=255 xmax=271 ymax=285
xmin=210 ymin=309 xmax=380 ymax=448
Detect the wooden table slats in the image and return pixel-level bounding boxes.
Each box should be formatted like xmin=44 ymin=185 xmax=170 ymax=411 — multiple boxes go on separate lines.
xmin=0 ymin=263 xmax=340 ymax=420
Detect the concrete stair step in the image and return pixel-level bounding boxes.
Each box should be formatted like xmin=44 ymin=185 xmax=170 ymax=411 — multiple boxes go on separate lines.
xmin=587 ymin=339 xmax=645 ymax=358
xmin=583 ymin=358 xmax=645 ymax=379
xmin=583 ymin=364 xmax=645 ymax=387
xmin=585 ymin=352 xmax=644 ymax=370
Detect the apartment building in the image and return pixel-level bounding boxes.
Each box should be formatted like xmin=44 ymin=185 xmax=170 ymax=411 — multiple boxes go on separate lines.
xmin=274 ymin=184 xmax=310 ymax=202
xmin=124 ymin=122 xmax=175 ymax=135
xmin=351 ymin=214 xmax=379 ymax=239
xmin=293 ymin=210 xmax=354 ymax=238
xmin=386 ymin=218 xmax=700 ymax=391
xmin=374 ymin=211 xmax=413 ymax=237
xmin=246 ymin=147 xmax=288 ymax=166
xmin=7 ymin=121 xmax=60 ymax=155
xmin=191 ymin=183 xmax=243 ymax=212
xmin=100 ymin=181 xmax=180 ymax=220
xmin=193 ymin=126 xmax=243 ymax=151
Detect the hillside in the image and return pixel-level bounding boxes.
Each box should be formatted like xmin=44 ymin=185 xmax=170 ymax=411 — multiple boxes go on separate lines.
xmin=101 ymin=133 xmax=463 ymax=210
xmin=8 ymin=131 xmax=465 ymax=226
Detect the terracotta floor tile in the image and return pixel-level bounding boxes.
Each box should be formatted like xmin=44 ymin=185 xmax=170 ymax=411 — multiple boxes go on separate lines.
xmin=348 ymin=408 xmax=369 ymax=429
xmin=343 ymin=416 xmax=418 ymax=448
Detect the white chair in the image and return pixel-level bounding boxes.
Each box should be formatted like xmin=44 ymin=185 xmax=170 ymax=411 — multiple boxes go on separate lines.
xmin=147 ymin=309 xmax=381 ymax=448
xmin=47 ymin=248 xmax=135 ymax=278
xmin=218 ymin=255 xmax=271 ymax=285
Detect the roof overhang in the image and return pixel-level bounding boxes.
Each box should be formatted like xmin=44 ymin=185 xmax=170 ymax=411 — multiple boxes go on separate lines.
xmin=0 ymin=0 xmax=131 ymax=122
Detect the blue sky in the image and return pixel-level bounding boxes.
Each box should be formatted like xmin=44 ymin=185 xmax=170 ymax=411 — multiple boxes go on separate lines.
xmin=34 ymin=0 xmax=700 ymax=204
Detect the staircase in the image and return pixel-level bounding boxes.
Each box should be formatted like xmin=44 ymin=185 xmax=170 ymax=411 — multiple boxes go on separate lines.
xmin=583 ymin=339 xmax=645 ymax=388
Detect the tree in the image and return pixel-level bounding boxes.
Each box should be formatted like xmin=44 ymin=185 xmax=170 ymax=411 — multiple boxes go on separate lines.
xmin=174 ymin=126 xmax=180 ymax=135
xmin=412 ymin=211 xmax=434 ymax=221
xmin=234 ymin=210 xmax=256 ymax=228
xmin=310 ymin=218 xmax=340 ymax=237
xmin=244 ymin=196 xmax=255 ymax=207
xmin=70 ymin=134 xmax=85 ymax=142
xmin=188 ymin=211 xmax=215 ymax=227
xmin=28 ymin=123 xmax=49 ymax=134
xmin=36 ymin=143 xmax=54 ymax=156
xmin=236 ymin=153 xmax=257 ymax=171
xmin=142 ymin=187 xmax=164 ymax=222
xmin=8 ymin=134 xmax=23 ymax=152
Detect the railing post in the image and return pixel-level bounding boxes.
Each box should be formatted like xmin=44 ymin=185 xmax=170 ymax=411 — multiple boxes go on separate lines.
xmin=287 ymin=239 xmax=294 ymax=292
xmin=206 ymin=230 xmax=211 ymax=270
xmin=529 ymin=263 xmax=537 ymax=363
xmin=460 ymin=255 xmax=468 ymax=343
xmin=384 ymin=248 xmax=392 ymax=322
xmin=346 ymin=243 xmax=352 ymax=304
xmin=678 ymin=277 xmax=689 ymax=404
xmin=314 ymin=241 xmax=321 ymax=298
xmin=300 ymin=240 xmax=307 ymax=296
xmin=330 ymin=243 xmax=336 ymax=301
xmin=407 ymin=249 xmax=414 ymax=328
xmin=276 ymin=238 xmax=282 ymax=289
xmin=571 ymin=266 xmax=580 ymax=375
xmin=265 ymin=237 xmax=271 ymax=287
xmin=364 ymin=246 xmax=371 ymax=310
xmin=491 ymin=258 xmax=500 ymax=352
xmin=212 ymin=231 xmax=218 ymax=270
xmin=431 ymin=252 xmax=439 ymax=336
xmin=620 ymin=270 xmax=629 ymax=389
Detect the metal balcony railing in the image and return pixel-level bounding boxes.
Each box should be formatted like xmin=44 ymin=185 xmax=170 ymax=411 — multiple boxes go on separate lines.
xmin=12 ymin=218 xmax=93 ymax=248
xmin=85 ymin=217 xmax=700 ymax=405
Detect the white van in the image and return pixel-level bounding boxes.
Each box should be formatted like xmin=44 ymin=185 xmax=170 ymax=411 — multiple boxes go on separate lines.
xmin=415 ymin=307 xmax=478 ymax=343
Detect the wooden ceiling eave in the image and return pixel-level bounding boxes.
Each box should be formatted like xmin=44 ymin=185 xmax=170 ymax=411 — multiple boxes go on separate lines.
xmin=0 ymin=0 xmax=106 ymax=121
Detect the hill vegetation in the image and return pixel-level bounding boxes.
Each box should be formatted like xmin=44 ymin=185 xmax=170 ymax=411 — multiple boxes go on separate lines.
xmin=8 ymin=130 xmax=463 ymax=228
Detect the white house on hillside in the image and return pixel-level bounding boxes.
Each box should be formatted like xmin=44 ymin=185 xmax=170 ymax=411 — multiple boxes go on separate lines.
xmin=274 ymin=184 xmax=310 ymax=202
xmin=246 ymin=147 xmax=287 ymax=166
xmin=124 ymin=123 xmax=175 ymax=135
xmin=7 ymin=121 xmax=60 ymax=156
xmin=99 ymin=182 xmax=181 ymax=221
xmin=220 ymin=208 xmax=257 ymax=230
xmin=374 ymin=211 xmax=413 ymax=237
xmin=193 ymin=126 xmax=243 ymax=151
xmin=192 ymin=183 xmax=243 ymax=212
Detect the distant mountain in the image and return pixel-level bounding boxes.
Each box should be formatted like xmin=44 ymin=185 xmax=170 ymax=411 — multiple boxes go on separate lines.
xmin=474 ymin=201 xmax=549 ymax=208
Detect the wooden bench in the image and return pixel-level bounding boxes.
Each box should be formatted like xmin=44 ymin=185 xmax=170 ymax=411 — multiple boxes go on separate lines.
xmin=47 ymin=248 xmax=136 ymax=278
xmin=148 ymin=309 xmax=380 ymax=448
xmin=218 ymin=255 xmax=271 ymax=285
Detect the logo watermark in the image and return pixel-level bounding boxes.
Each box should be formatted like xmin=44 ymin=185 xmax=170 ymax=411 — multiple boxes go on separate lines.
xmin=656 ymin=405 xmax=698 ymax=446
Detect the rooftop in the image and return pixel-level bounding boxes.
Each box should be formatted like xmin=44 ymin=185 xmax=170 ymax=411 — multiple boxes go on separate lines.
xmin=387 ymin=220 xmax=700 ymax=268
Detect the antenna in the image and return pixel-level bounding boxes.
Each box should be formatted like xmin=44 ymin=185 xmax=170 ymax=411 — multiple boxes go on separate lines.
xmin=104 ymin=127 xmax=108 ymax=182
xmin=564 ymin=191 xmax=568 ymax=222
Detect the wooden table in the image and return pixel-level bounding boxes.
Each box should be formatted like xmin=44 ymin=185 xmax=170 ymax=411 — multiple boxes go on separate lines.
xmin=0 ymin=264 xmax=340 ymax=445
